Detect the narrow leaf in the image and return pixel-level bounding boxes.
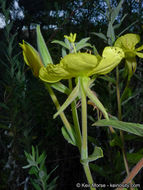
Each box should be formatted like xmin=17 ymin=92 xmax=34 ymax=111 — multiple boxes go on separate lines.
xmin=107 ymin=22 xmax=115 ymax=45
xmin=51 ymin=40 xmax=68 ymax=49
xmin=75 ymin=37 xmax=90 ymax=50
xmin=93 ymin=119 xmax=143 ymax=136
xmin=111 ymin=0 xmax=124 ymax=23
xmin=92 ymin=32 xmax=107 ymax=41
xmin=76 ymin=43 xmax=92 ymax=52
xmin=37 ymin=152 xmax=46 ymax=164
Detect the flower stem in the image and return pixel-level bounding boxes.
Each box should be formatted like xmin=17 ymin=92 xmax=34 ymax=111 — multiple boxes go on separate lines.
xmin=45 ymin=84 xmax=75 ymax=143
xmin=80 ymin=78 xmax=96 ymax=190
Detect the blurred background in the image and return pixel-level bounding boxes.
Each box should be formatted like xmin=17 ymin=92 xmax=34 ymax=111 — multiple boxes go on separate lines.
xmin=0 ymin=0 xmax=143 ymax=189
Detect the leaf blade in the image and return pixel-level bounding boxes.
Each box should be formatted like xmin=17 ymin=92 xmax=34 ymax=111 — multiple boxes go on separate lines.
xmin=93 ymin=119 xmax=143 ymax=136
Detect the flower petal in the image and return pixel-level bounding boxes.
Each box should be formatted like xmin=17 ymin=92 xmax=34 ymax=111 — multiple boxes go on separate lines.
xmin=61 ymin=53 xmax=98 ymax=77
xmin=136 ymin=45 xmax=143 ymax=52
xmin=39 ymin=63 xmax=71 ymax=83
xmin=114 ymin=33 xmax=140 ymax=50
xmin=90 ymin=47 xmax=124 ymax=75
xmin=19 ymin=40 xmax=43 ymax=77
xmin=136 ymin=52 xmax=143 ymax=58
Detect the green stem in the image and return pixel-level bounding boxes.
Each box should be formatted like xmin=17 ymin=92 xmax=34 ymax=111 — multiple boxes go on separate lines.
xmin=45 ymin=84 xmax=75 ymax=143
xmin=69 ymin=79 xmax=82 ymax=151
xmin=116 ymin=67 xmax=130 ymax=175
xmin=80 ymin=78 xmax=96 ymax=190
xmin=83 ymin=164 xmax=96 ymax=190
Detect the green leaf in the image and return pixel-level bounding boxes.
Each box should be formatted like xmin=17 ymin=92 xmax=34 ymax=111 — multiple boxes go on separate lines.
xmin=45 ymin=166 xmax=58 ymax=182
xmin=76 ymin=37 xmax=90 ymax=46
xmin=93 ymin=119 xmax=143 ymax=136
xmin=107 ymin=21 xmax=115 ymax=45
xmin=92 ymin=32 xmax=107 ymax=41
xmin=51 ymin=40 xmax=68 ymax=49
xmin=31 ymin=181 xmax=41 ymax=190
xmin=24 ymin=151 xmax=32 ymax=161
xmin=61 ymin=126 xmax=76 ymax=146
xmin=36 ymin=25 xmax=53 ymax=66
xmin=88 ymin=146 xmax=103 ymax=162
xmin=37 ymin=152 xmax=46 ymax=164
xmin=76 ymin=43 xmax=92 ymax=52
xmin=75 ymin=37 xmax=91 ymax=51
xmin=109 ymin=134 xmax=122 ymax=148
xmin=98 ymin=75 xmax=116 ymax=84
xmin=126 ymin=152 xmax=143 ymax=164
xmin=29 ymin=166 xmax=38 ymax=175
xmin=22 ymin=164 xmax=31 ymax=169
xmin=111 ymin=0 xmax=124 ymax=23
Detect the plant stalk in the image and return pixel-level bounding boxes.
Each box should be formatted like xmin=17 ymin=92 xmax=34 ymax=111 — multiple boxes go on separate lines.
xmin=80 ymin=78 xmax=96 ymax=190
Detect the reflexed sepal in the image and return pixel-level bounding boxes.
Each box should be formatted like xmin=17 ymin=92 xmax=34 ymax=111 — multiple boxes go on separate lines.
xmin=82 ymin=77 xmax=109 ymax=119
xmin=36 ymin=25 xmax=53 ymax=66
xmin=53 ymin=78 xmax=80 ymax=118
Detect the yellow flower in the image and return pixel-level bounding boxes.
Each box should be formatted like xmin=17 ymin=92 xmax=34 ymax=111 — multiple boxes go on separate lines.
xmin=64 ymin=33 xmax=77 ymax=43
xmin=39 ymin=47 xmax=124 ymax=83
xmin=19 ymin=40 xmax=43 ymax=77
xmin=114 ymin=33 xmax=143 ymax=77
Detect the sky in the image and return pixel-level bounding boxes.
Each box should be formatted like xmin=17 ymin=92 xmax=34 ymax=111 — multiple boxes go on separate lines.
xmin=0 ymin=0 xmax=24 ymax=28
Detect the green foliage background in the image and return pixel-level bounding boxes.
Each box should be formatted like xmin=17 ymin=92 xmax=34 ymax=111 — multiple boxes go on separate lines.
xmin=0 ymin=0 xmax=143 ymax=189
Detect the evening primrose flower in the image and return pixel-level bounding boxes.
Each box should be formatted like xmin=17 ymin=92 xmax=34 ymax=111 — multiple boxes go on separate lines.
xmin=114 ymin=33 xmax=143 ymax=77
xmin=39 ymin=46 xmax=125 ymax=83
xmin=64 ymin=33 xmax=77 ymax=43
xmin=19 ymin=40 xmax=43 ymax=77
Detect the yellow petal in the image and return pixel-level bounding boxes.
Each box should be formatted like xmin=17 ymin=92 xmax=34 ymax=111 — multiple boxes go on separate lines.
xmin=136 ymin=52 xmax=143 ymax=58
xmin=19 ymin=40 xmax=43 ymax=77
xmin=61 ymin=53 xmax=98 ymax=77
xmin=136 ymin=45 xmax=143 ymax=52
xmin=39 ymin=63 xmax=71 ymax=83
xmin=90 ymin=47 xmax=124 ymax=75
xmin=114 ymin=33 xmax=140 ymax=50
xmin=39 ymin=53 xmax=98 ymax=83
